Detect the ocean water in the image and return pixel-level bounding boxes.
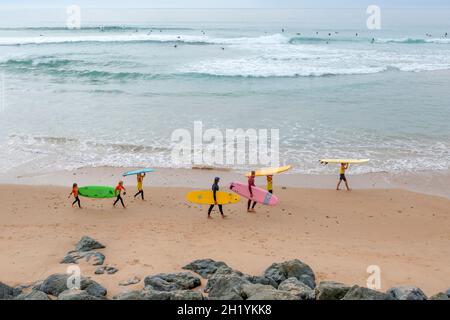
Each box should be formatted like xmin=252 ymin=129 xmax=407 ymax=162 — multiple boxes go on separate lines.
xmin=0 ymin=8 xmax=449 ymax=174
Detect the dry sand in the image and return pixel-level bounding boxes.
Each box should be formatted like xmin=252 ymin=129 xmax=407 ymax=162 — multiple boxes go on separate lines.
xmin=1 ymin=179 xmax=450 ymax=297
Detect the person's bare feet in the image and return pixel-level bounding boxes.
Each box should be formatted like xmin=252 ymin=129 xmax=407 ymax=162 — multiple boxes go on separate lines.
xmin=208 ymin=215 xmax=212 ymax=219
xmin=221 ymin=214 xmax=226 ymax=218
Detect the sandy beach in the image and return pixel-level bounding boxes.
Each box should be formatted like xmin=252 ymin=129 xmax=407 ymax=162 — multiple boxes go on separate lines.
xmin=1 ymin=168 xmax=450 ymax=298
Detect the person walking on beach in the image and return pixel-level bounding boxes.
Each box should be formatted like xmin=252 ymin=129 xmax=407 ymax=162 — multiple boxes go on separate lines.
xmin=336 ymin=163 xmax=351 ymax=191
xmin=247 ymin=171 xmax=257 ymax=212
xmin=114 ymin=180 xmax=127 ymax=208
xmin=267 ymin=175 xmax=273 ymax=194
xmin=208 ymin=177 xmax=225 ymax=219
xmin=134 ymin=173 xmax=145 ymax=200
xmin=68 ymin=183 xmax=81 ymax=208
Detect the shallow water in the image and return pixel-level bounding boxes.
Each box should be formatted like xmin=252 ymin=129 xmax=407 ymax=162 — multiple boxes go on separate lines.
xmin=0 ymin=8 xmax=449 ymax=174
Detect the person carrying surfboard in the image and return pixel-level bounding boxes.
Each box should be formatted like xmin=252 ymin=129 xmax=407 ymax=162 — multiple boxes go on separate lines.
xmin=133 ymin=173 xmax=145 ymax=200
xmin=336 ymin=163 xmax=351 ymax=191
xmin=68 ymin=183 xmax=81 ymax=208
xmin=267 ymin=175 xmax=273 ymax=194
xmin=247 ymin=171 xmax=257 ymax=212
xmin=114 ymin=180 xmax=127 ymax=208
xmin=208 ymin=177 xmax=225 ymax=219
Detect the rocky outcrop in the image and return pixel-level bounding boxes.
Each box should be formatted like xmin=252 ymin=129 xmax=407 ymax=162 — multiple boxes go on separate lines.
xmin=315 ymin=281 xmax=351 ymax=300
xmin=183 ymin=259 xmax=229 ymax=279
xmin=58 ymin=289 xmax=104 ymax=300
xmin=144 ymin=273 xmax=201 ymax=292
xmin=61 ymin=251 xmax=105 ymax=266
xmin=263 ymin=259 xmax=316 ymax=289
xmin=241 ymin=283 xmax=299 ymax=300
xmin=208 ymin=273 xmax=250 ymax=300
xmin=119 ymin=276 xmax=141 ymax=286
xmin=14 ymin=290 xmax=50 ymax=300
xmin=342 ymin=285 xmax=392 ymax=300
xmin=38 ymin=273 xmax=107 ymax=298
xmin=278 ymin=277 xmax=315 ymax=300
xmin=0 ymin=282 xmax=22 ymax=299
xmin=429 ymin=292 xmax=450 ymax=300
xmin=113 ymin=289 xmax=204 ymax=300
xmin=387 ymin=286 xmax=428 ymax=300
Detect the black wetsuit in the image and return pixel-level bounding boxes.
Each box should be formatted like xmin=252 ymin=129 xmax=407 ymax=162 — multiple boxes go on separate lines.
xmin=72 ymin=197 xmax=81 ymax=208
xmin=208 ymin=182 xmax=224 ymax=216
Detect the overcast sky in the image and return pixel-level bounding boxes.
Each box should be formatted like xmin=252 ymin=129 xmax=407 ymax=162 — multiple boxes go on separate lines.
xmin=1 ymin=0 xmax=449 ymax=8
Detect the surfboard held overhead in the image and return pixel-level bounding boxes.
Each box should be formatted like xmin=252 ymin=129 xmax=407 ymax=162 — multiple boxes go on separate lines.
xmin=123 ymin=168 xmax=155 ymax=177
xmin=319 ymin=159 xmax=370 ymax=165
xmin=245 ymin=165 xmax=292 ymax=177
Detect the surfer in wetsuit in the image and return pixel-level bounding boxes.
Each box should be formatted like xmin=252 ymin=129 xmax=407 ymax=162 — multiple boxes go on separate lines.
xmin=68 ymin=183 xmax=81 ymax=208
xmin=114 ymin=180 xmax=127 ymax=208
xmin=247 ymin=171 xmax=257 ymax=212
xmin=267 ymin=175 xmax=273 ymax=194
xmin=134 ymin=173 xmax=145 ymax=200
xmin=208 ymin=177 xmax=225 ymax=219
xmin=336 ymin=163 xmax=351 ymax=191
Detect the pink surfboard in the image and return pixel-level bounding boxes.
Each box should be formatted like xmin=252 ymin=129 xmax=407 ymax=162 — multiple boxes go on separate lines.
xmin=229 ymin=181 xmax=279 ymax=206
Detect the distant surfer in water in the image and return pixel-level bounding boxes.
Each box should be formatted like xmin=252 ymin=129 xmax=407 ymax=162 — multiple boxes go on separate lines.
xmin=134 ymin=173 xmax=145 ymax=200
xmin=114 ymin=180 xmax=127 ymax=208
xmin=69 ymin=183 xmax=81 ymax=208
xmin=336 ymin=163 xmax=351 ymax=191
xmin=208 ymin=177 xmax=225 ymax=219
xmin=267 ymin=175 xmax=273 ymax=194
xmin=247 ymin=171 xmax=257 ymax=212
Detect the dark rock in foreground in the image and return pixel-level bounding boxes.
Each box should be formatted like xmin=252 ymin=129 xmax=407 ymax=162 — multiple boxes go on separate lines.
xmin=387 ymin=286 xmax=428 ymax=300
xmin=430 ymin=292 xmax=450 ymax=300
xmin=0 ymin=282 xmax=22 ymax=299
xmin=38 ymin=274 xmax=107 ymax=297
xmin=241 ymin=283 xmax=299 ymax=300
xmin=58 ymin=289 xmax=104 ymax=300
xmin=144 ymin=272 xmax=201 ymax=292
xmin=76 ymin=236 xmax=105 ymax=252
xmin=315 ymin=281 xmax=351 ymax=300
xmin=263 ymin=259 xmax=316 ymax=289
xmin=278 ymin=277 xmax=315 ymax=300
xmin=113 ymin=289 xmax=204 ymax=300
xmin=208 ymin=273 xmax=249 ymax=300
xmin=119 ymin=276 xmax=141 ymax=286
xmin=342 ymin=285 xmax=392 ymax=300
xmin=95 ymin=266 xmax=118 ymax=275
xmin=14 ymin=290 xmax=50 ymax=300
xmin=182 ymin=259 xmax=229 ymax=279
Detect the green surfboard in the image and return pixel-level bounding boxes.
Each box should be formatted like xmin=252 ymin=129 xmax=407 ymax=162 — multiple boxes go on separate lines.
xmin=78 ymin=186 xmax=115 ymax=199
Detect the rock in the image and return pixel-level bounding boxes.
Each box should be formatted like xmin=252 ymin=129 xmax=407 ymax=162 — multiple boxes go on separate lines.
xmin=95 ymin=267 xmax=105 ymax=275
xmin=387 ymin=286 xmax=427 ymax=300
xmin=342 ymin=285 xmax=392 ymax=300
xmin=119 ymin=276 xmax=141 ymax=286
xmin=205 ymin=266 xmax=244 ymax=293
xmin=58 ymin=289 xmax=102 ymax=300
xmin=169 ymin=290 xmax=204 ymax=300
xmin=85 ymin=252 xmax=105 ymax=266
xmin=84 ymin=280 xmax=107 ymax=298
xmin=183 ymin=259 xmax=229 ymax=278
xmin=315 ymin=281 xmax=351 ymax=300
xmin=60 ymin=254 xmax=79 ymax=264
xmin=446 ymin=288 xmax=450 ymax=297
xmin=245 ymin=275 xmax=278 ymax=288
xmin=0 ymin=282 xmax=22 ymax=299
xmin=429 ymin=292 xmax=450 ymax=300
xmin=38 ymin=274 xmax=107 ymax=297
xmin=278 ymin=277 xmax=315 ymax=300
xmin=75 ymin=236 xmax=105 ymax=252
xmin=14 ymin=290 xmax=50 ymax=300
xmin=95 ymin=266 xmax=118 ymax=275
xmin=144 ymin=273 xmax=201 ymax=292
xmin=241 ymin=283 xmax=299 ymax=300
xmin=263 ymin=259 xmax=316 ymax=289
xmin=113 ymin=290 xmax=145 ymax=300
xmin=208 ymin=274 xmax=249 ymax=300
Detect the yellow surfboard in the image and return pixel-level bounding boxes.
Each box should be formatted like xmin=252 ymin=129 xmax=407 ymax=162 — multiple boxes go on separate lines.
xmin=186 ymin=191 xmax=241 ymax=205
xmin=245 ymin=165 xmax=292 ymax=177
xmin=320 ymin=159 xmax=370 ymax=164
